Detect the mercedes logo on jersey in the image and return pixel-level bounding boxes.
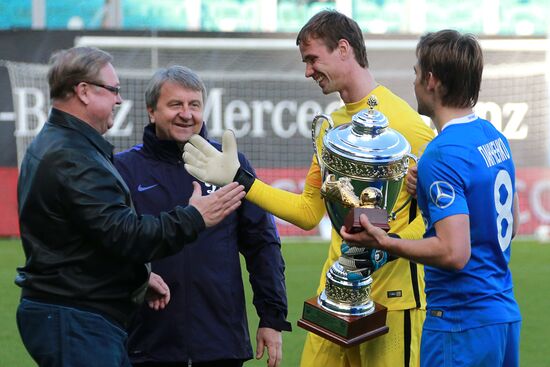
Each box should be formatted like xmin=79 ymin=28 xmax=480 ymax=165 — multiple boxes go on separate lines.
xmin=429 ymin=181 xmax=455 ymax=209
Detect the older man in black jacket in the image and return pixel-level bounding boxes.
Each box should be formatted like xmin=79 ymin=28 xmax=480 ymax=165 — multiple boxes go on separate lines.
xmin=15 ymin=47 xmax=245 ymax=367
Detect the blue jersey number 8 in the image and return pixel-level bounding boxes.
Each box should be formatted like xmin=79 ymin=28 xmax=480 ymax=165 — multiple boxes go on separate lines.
xmin=494 ymin=169 xmax=514 ymax=251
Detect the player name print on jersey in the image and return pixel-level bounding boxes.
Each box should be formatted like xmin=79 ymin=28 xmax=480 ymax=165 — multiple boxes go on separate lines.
xmin=477 ymin=137 xmax=511 ymax=168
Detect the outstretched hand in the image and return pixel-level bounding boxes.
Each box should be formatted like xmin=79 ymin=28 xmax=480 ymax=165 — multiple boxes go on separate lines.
xmin=189 ymin=181 xmax=245 ymax=227
xmin=340 ymin=214 xmax=390 ymax=250
xmin=183 ymin=130 xmax=241 ymax=186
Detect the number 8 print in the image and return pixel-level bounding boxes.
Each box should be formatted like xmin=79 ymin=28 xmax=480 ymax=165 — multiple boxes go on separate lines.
xmin=494 ymin=169 xmax=514 ymax=251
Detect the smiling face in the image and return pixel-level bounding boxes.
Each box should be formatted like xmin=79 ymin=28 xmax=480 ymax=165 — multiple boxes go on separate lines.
xmin=299 ymin=36 xmax=344 ymax=96
xmin=87 ymin=63 xmax=122 ymax=134
xmin=149 ymin=81 xmax=204 ymax=143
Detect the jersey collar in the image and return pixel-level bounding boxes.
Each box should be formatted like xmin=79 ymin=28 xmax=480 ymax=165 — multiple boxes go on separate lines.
xmin=441 ymin=113 xmax=477 ymax=131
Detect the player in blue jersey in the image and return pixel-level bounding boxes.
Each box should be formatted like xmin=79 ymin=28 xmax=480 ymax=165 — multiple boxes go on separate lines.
xmin=340 ymin=29 xmax=521 ymax=367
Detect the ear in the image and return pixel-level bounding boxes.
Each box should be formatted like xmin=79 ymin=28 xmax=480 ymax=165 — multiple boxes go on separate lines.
xmin=426 ymin=72 xmax=438 ymax=92
xmin=147 ymin=107 xmax=155 ymax=123
xmin=337 ymin=39 xmax=351 ymax=60
xmin=74 ymin=82 xmax=90 ymax=105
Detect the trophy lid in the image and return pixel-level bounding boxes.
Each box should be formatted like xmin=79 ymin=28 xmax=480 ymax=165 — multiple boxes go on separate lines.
xmin=323 ymin=96 xmax=411 ymax=167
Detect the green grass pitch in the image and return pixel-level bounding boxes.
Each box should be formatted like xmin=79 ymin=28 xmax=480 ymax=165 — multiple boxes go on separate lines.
xmin=1 ymin=238 xmax=548 ymax=366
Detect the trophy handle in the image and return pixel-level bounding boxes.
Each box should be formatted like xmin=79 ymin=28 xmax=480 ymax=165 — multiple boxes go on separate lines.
xmin=389 ymin=153 xmax=418 ymax=220
xmin=311 ymin=114 xmax=334 ymax=166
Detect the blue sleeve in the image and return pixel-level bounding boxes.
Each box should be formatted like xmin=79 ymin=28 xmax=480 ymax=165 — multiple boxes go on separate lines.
xmin=418 ymin=145 xmax=470 ymax=226
xmin=237 ymin=154 xmax=291 ymax=332
xmin=113 ymin=152 xmax=135 ymax=192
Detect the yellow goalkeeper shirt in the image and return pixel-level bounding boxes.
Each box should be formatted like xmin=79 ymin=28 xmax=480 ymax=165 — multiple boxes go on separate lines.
xmin=247 ymin=85 xmax=435 ymax=311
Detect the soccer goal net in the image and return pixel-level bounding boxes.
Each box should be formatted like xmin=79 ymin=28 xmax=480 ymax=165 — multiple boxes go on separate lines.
xmin=5 ymin=35 xmax=550 ymax=236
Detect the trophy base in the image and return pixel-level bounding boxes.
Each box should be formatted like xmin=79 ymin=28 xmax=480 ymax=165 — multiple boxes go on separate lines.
xmin=297 ymin=297 xmax=389 ymax=347
xmin=344 ymin=207 xmax=390 ymax=233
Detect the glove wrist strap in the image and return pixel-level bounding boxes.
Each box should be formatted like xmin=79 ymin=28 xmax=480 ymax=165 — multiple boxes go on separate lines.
xmin=233 ymin=167 xmax=255 ymax=192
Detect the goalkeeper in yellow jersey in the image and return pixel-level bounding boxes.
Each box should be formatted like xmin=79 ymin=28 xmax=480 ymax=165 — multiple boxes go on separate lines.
xmin=183 ymin=10 xmax=434 ymax=367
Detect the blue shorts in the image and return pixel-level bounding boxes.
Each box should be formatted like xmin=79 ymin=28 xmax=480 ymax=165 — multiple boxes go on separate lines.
xmin=17 ymin=298 xmax=132 ymax=367
xmin=421 ymin=321 xmax=521 ymax=367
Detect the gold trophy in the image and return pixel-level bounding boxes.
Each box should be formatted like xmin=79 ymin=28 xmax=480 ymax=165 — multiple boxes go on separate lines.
xmin=322 ymin=175 xmax=390 ymax=233
xmin=297 ymin=96 xmax=416 ymax=347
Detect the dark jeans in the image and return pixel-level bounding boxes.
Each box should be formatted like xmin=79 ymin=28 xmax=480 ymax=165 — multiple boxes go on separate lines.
xmin=17 ymin=298 xmax=131 ymax=367
xmin=133 ymin=360 xmax=244 ymax=367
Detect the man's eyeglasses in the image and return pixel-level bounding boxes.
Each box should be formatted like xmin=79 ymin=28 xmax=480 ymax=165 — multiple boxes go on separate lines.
xmin=80 ymin=81 xmax=121 ymax=95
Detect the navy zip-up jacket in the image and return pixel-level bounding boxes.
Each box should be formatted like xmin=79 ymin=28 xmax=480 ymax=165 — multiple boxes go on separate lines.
xmin=114 ymin=124 xmax=291 ymax=364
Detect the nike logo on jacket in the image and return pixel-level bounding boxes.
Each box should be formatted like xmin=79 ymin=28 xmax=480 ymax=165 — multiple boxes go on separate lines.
xmin=137 ymin=183 xmax=159 ymax=192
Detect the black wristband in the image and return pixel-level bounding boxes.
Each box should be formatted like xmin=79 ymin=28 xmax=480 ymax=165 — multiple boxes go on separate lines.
xmin=233 ymin=167 xmax=255 ymax=192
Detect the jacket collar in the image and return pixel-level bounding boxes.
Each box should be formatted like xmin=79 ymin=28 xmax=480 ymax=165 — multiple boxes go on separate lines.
xmin=142 ymin=123 xmax=209 ymax=164
xmin=49 ymin=108 xmax=114 ymax=159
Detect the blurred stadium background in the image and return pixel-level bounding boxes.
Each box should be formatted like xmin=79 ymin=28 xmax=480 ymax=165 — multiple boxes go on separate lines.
xmin=0 ymin=0 xmax=549 ymax=241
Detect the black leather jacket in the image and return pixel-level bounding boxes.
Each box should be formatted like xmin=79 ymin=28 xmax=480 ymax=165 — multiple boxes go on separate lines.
xmin=16 ymin=108 xmax=205 ymax=328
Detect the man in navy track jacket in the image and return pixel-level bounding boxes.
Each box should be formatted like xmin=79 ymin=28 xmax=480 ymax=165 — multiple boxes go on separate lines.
xmin=114 ymin=65 xmax=291 ymax=367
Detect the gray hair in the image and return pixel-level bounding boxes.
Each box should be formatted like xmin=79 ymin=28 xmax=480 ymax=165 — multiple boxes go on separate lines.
xmin=47 ymin=46 xmax=113 ymax=100
xmin=145 ymin=65 xmax=207 ymax=109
